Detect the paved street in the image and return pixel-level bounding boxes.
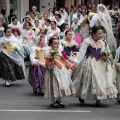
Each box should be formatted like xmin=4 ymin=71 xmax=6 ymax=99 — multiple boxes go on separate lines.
xmin=0 ymin=68 xmax=120 ymax=120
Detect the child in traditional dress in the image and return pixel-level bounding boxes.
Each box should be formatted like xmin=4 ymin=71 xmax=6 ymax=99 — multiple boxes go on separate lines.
xmin=61 ymin=30 xmax=78 ymax=56
xmin=0 ymin=27 xmax=25 ymax=87
xmin=71 ymin=17 xmax=80 ymax=34
xmin=28 ymin=36 xmax=46 ymax=95
xmin=72 ymin=26 xmax=117 ymax=107
xmin=47 ymin=21 xmax=60 ymax=40
xmin=44 ymin=37 xmax=75 ymax=108
xmin=22 ymin=22 xmax=35 ymax=66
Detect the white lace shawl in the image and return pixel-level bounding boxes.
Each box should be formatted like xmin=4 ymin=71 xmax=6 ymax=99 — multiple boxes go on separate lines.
xmin=97 ymin=4 xmax=116 ymax=48
xmin=74 ymin=36 xmax=106 ymax=64
xmin=0 ymin=35 xmax=26 ymax=77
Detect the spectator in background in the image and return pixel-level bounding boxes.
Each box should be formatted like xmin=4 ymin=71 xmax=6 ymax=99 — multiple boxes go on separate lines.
xmin=32 ymin=6 xmax=41 ymax=19
xmin=68 ymin=6 xmax=83 ymax=27
xmin=0 ymin=18 xmax=4 ymax=37
xmin=0 ymin=9 xmax=8 ymax=27
xmin=87 ymin=3 xmax=93 ymax=14
xmin=55 ymin=14 xmax=65 ymax=27
xmin=8 ymin=9 xmax=16 ymax=23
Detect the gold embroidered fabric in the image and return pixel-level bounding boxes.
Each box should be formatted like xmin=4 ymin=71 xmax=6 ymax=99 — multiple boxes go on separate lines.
xmin=2 ymin=42 xmax=12 ymax=54
xmin=36 ymin=50 xmax=45 ymax=63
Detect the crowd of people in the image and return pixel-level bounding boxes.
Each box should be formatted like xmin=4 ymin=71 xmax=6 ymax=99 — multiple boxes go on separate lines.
xmin=0 ymin=3 xmax=120 ymax=108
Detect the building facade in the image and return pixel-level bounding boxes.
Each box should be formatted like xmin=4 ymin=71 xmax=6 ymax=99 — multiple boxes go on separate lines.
xmin=0 ymin=0 xmax=120 ymax=22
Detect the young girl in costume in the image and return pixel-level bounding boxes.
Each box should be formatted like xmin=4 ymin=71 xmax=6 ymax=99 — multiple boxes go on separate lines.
xmin=22 ymin=22 xmax=35 ymax=65
xmin=44 ymin=37 xmax=75 ymax=108
xmin=47 ymin=21 xmax=60 ymax=40
xmin=72 ymin=26 xmax=118 ymax=107
xmin=0 ymin=27 xmax=25 ymax=86
xmin=61 ymin=30 xmax=78 ymax=56
xmin=28 ymin=36 xmax=46 ymax=95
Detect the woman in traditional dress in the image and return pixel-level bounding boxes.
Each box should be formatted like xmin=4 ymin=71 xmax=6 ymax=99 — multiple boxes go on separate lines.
xmin=28 ymin=36 xmax=46 ymax=95
xmin=44 ymin=37 xmax=75 ymax=108
xmin=0 ymin=27 xmax=25 ymax=87
xmin=10 ymin=17 xmax=22 ymax=31
xmin=9 ymin=17 xmax=22 ymax=43
xmin=72 ymin=26 xmax=118 ymax=107
xmin=89 ymin=4 xmax=116 ymax=48
xmin=115 ymin=47 xmax=120 ymax=103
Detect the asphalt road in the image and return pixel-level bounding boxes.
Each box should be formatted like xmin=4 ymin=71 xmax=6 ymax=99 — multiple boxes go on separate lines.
xmin=0 ymin=68 xmax=120 ymax=120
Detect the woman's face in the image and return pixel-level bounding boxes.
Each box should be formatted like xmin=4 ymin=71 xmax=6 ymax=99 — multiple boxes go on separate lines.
xmin=46 ymin=11 xmax=50 ymax=16
xmin=43 ymin=14 xmax=48 ymax=20
xmin=25 ymin=18 xmax=30 ymax=23
xmin=51 ymin=22 xmax=56 ymax=29
xmin=66 ymin=31 xmax=72 ymax=41
xmin=93 ymin=30 xmax=103 ymax=41
xmin=25 ymin=23 xmax=31 ymax=30
xmin=35 ymin=20 xmax=39 ymax=26
xmin=82 ymin=10 xmax=86 ymax=15
xmin=13 ymin=19 xmax=18 ymax=25
xmin=31 ymin=13 xmax=36 ymax=19
xmin=51 ymin=39 xmax=59 ymax=50
xmin=5 ymin=29 xmax=12 ymax=37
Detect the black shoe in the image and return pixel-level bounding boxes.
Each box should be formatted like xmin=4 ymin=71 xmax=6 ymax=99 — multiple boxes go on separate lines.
xmin=79 ymin=98 xmax=85 ymax=104
xmin=117 ymin=98 xmax=120 ymax=103
xmin=38 ymin=92 xmax=44 ymax=96
xmin=50 ymin=103 xmax=59 ymax=108
xmin=95 ymin=102 xmax=106 ymax=107
xmin=56 ymin=100 xmax=65 ymax=108
xmin=33 ymin=88 xmax=37 ymax=95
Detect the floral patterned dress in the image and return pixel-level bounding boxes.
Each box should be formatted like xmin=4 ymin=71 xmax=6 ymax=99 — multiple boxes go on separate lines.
xmin=72 ymin=37 xmax=117 ymax=100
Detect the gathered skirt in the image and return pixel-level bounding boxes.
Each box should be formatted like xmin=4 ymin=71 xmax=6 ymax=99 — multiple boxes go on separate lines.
xmin=28 ymin=64 xmax=46 ymax=89
xmin=44 ymin=66 xmax=75 ymax=99
xmin=0 ymin=52 xmax=25 ymax=81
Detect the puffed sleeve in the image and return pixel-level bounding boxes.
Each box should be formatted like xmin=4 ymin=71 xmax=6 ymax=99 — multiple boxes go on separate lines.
xmin=30 ymin=47 xmax=37 ymax=65
xmin=74 ymin=40 xmax=89 ymax=65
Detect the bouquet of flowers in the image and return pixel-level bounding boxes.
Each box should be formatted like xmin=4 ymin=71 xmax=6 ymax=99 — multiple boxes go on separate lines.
xmin=49 ymin=49 xmax=71 ymax=69
xmin=99 ymin=48 xmax=115 ymax=71
xmin=11 ymin=44 xmax=24 ymax=58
